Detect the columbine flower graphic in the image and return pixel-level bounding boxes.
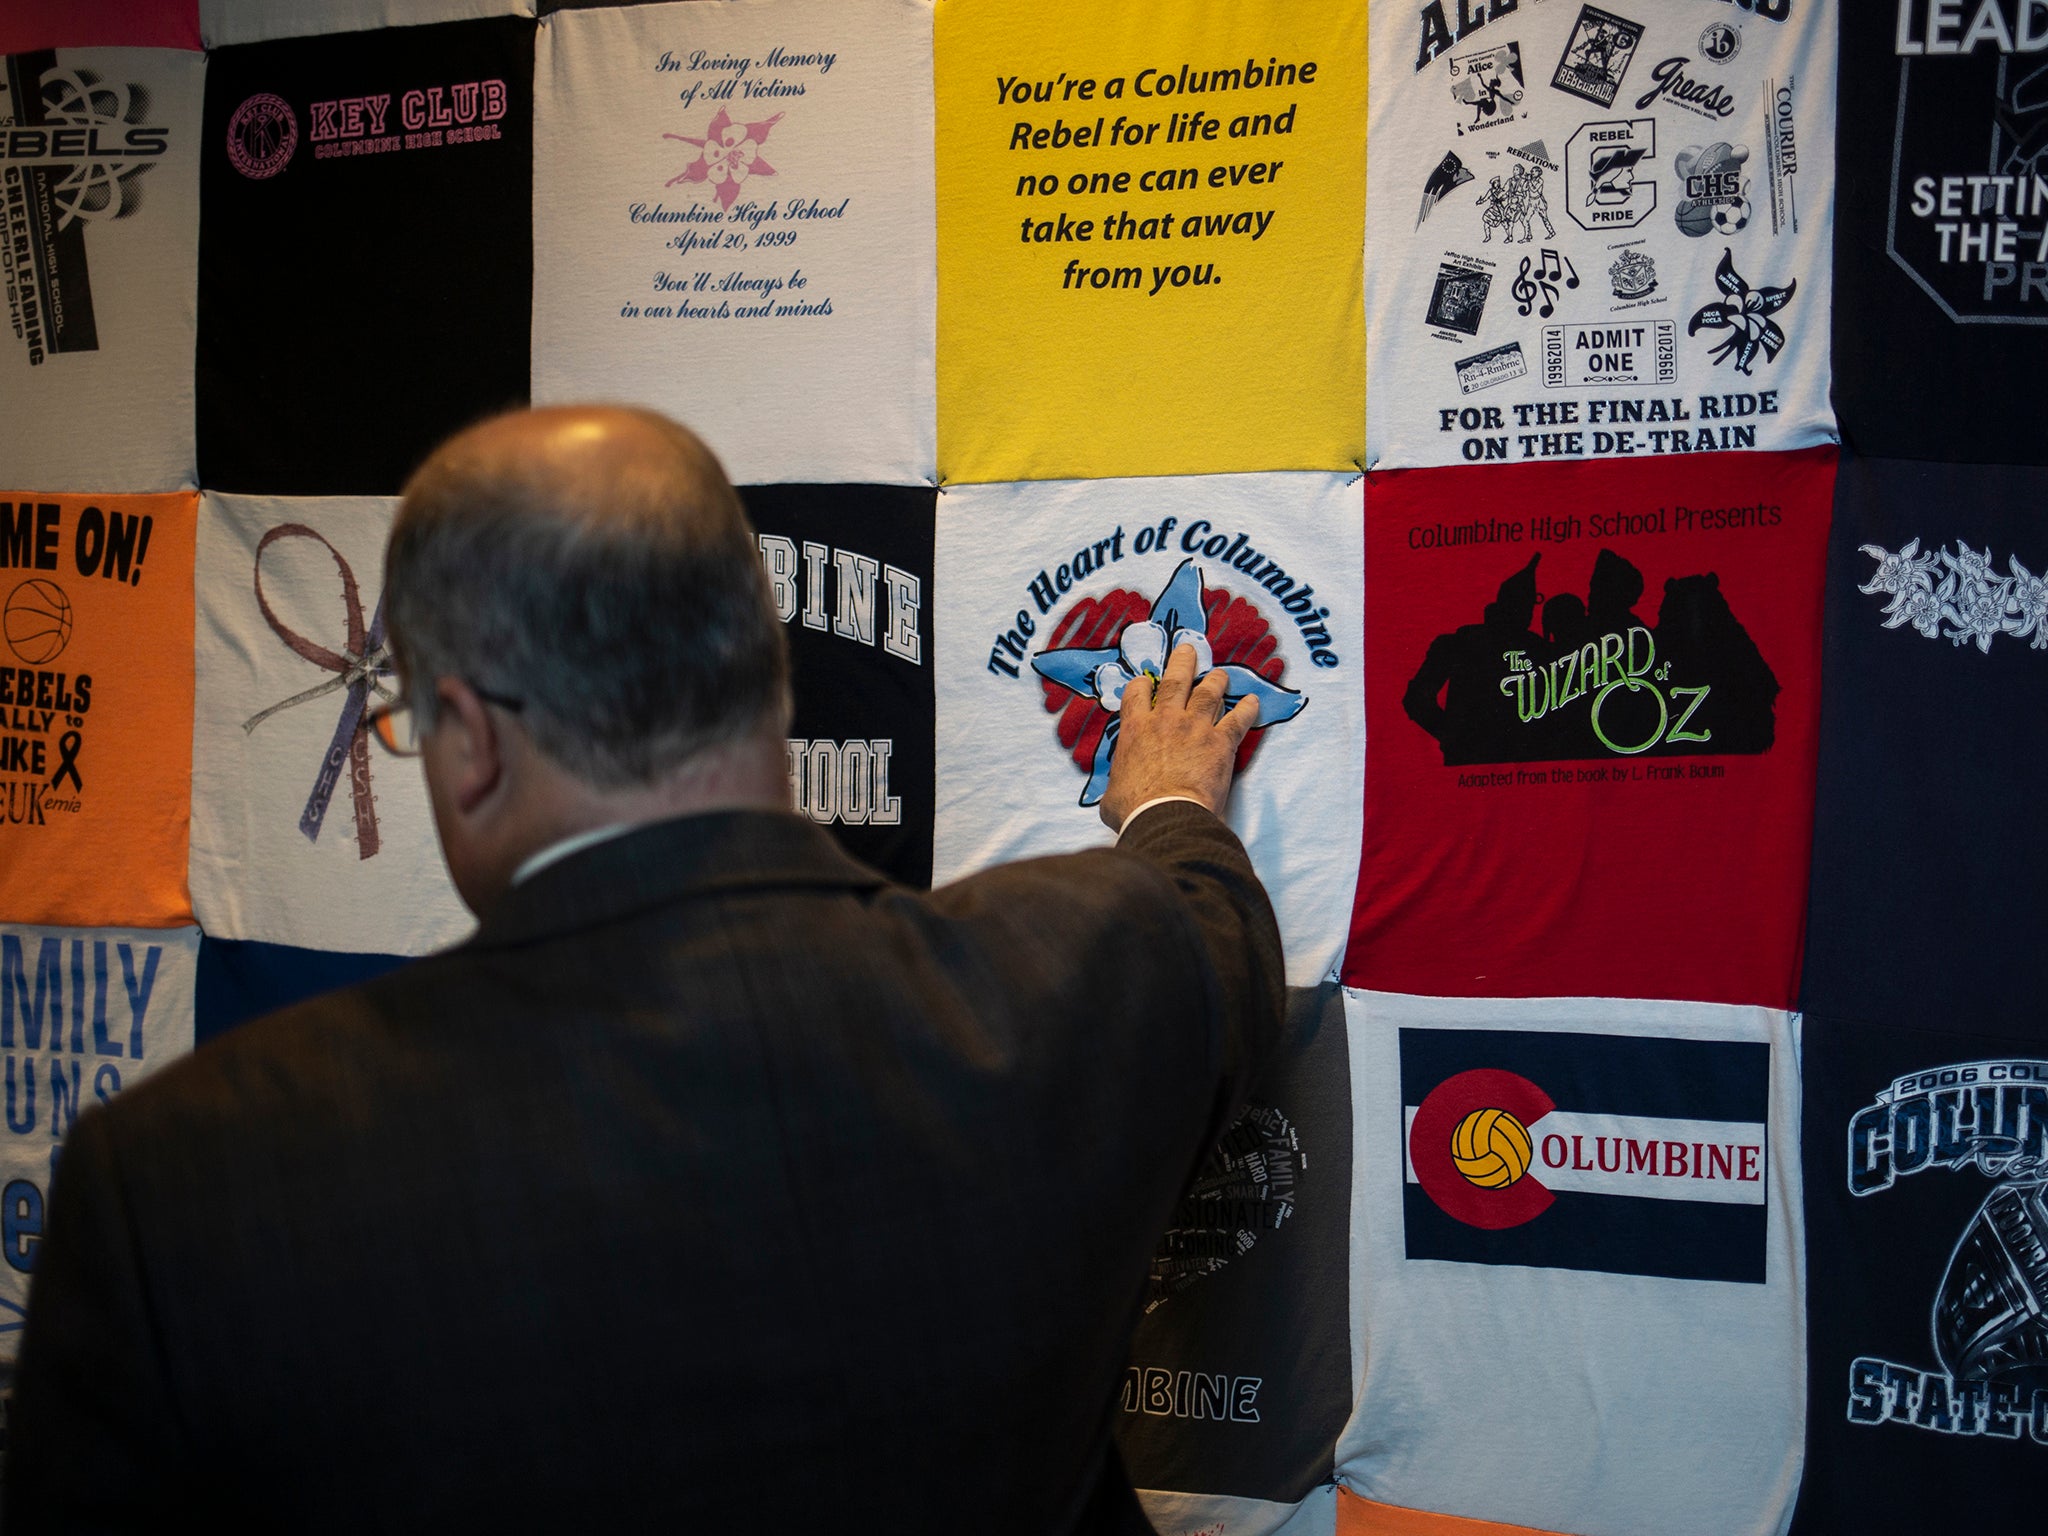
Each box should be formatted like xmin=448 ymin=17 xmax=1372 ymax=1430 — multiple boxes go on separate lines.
xmin=2004 ymin=557 xmax=2048 ymax=649
xmin=1859 ymin=538 xmax=1942 ymax=637
xmin=1892 ymin=584 xmax=1944 ymax=639
xmin=664 ymin=108 xmax=784 ymax=210
xmin=1858 ymin=539 xmax=2048 ymax=652
xmin=1030 ymin=559 xmax=1307 ymax=807
xmin=1944 ymin=541 xmax=2001 ymax=591
xmin=1688 ymin=248 xmax=1795 ymax=375
xmin=1858 ymin=539 xmax=1937 ymax=609
xmin=1936 ymin=541 xmax=2008 ymax=652
xmin=1945 ymin=581 xmax=2009 ymax=651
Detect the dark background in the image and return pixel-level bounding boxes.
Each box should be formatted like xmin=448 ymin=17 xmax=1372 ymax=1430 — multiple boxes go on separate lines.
xmin=197 ymin=17 xmax=534 ymax=494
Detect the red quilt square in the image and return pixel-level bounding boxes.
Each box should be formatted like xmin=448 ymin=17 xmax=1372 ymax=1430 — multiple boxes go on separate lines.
xmin=1345 ymin=447 xmax=1837 ymax=1006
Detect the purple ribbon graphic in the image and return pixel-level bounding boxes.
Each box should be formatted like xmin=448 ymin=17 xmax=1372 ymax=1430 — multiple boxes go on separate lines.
xmin=240 ymin=525 xmax=395 ymax=861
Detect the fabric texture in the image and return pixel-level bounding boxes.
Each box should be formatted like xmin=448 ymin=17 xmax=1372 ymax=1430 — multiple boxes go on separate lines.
xmin=1347 ymin=448 xmax=1834 ymax=1007
xmin=0 ymin=5 xmax=200 ymax=53
xmin=1792 ymin=1012 xmax=2048 ymax=1534
xmin=1336 ymin=1487 xmax=1570 ymax=1536
xmin=935 ymin=0 xmax=1366 ymax=483
xmin=1334 ymin=987 xmax=1805 ymax=1536
xmin=1146 ymin=1483 xmax=1339 ymax=1536
xmin=935 ymin=472 xmax=1363 ymax=986
xmin=200 ymin=0 xmax=534 ymax=50
xmin=1120 ymin=983 xmax=1354 ymax=1530
xmin=0 ymin=491 xmax=195 ymax=929
xmin=0 ymin=48 xmax=202 ymax=492
xmin=1367 ymin=0 xmax=1836 ymax=470
xmin=193 ymin=935 xmax=405 ymax=1043
xmin=531 ymin=0 xmax=936 ymax=485
xmin=1831 ymin=7 xmax=2048 ymax=463
xmin=0 ymin=923 xmax=196 ymax=1375
xmin=739 ymin=483 xmax=936 ymax=888
xmin=5 ymin=803 xmax=1284 ymax=1533
xmin=1801 ymin=454 xmax=2048 ymax=1035
xmin=1789 ymin=460 xmax=2048 ymax=1529
xmin=196 ymin=15 xmax=534 ymax=494
xmin=187 ymin=493 xmax=473 ymax=957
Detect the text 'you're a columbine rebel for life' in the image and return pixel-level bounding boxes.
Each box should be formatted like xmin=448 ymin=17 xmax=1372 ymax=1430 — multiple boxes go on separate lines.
xmin=1000 ymin=55 xmax=1320 ymax=297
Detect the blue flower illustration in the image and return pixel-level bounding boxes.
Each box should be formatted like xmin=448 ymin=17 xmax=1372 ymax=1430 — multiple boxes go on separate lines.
xmin=1030 ymin=558 xmax=1308 ymax=806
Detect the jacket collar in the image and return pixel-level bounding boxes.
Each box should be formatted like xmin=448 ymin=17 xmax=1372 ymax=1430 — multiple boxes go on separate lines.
xmin=468 ymin=809 xmax=887 ymax=950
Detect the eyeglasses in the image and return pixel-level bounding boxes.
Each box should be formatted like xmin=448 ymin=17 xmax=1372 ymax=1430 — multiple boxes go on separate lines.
xmin=365 ymin=684 xmax=525 ymax=758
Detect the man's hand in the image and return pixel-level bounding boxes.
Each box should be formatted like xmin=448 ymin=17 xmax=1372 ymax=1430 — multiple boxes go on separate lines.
xmin=1099 ymin=642 xmax=1260 ymax=831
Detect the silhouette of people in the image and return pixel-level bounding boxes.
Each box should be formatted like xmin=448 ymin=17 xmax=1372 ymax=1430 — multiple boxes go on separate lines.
xmin=1651 ymin=572 xmax=1780 ymax=753
xmin=1402 ymin=554 xmax=1544 ymax=765
xmin=1587 ymin=548 xmax=1645 ymax=636
xmin=1542 ymin=593 xmax=1588 ymax=650
xmin=1519 ymin=592 xmax=1592 ymax=759
xmin=1405 ymin=549 xmax=1780 ymax=764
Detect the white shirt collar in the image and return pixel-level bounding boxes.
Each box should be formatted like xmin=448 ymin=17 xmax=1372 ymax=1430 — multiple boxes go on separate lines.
xmin=510 ymin=823 xmax=636 ymax=886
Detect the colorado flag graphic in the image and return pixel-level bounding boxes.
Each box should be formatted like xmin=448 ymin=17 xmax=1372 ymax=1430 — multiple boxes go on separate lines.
xmin=1401 ymin=1028 xmax=1772 ymax=1282
xmin=1338 ymin=991 xmax=1806 ymax=1536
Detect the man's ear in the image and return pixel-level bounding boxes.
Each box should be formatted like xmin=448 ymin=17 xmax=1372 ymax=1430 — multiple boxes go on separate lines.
xmin=432 ymin=675 xmax=505 ymax=815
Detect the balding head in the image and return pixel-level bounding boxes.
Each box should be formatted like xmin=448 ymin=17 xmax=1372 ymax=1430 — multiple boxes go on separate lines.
xmin=385 ymin=405 xmax=789 ymax=787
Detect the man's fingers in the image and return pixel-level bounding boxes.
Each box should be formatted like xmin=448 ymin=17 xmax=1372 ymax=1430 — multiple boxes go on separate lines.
xmin=1155 ymin=641 xmax=1200 ymax=710
xmin=1217 ymin=693 xmax=1261 ymax=750
xmin=1119 ymin=665 xmax=1154 ymax=721
xmin=1189 ymin=665 xmax=1231 ymax=721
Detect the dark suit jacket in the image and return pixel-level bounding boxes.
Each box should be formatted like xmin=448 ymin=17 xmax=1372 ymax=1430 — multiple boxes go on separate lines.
xmin=5 ymin=803 xmax=1283 ymax=1533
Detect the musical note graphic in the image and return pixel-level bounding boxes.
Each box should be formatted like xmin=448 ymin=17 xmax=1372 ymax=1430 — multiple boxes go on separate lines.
xmin=1514 ymin=247 xmax=1580 ymax=318
xmin=1510 ymin=262 xmax=1538 ymax=315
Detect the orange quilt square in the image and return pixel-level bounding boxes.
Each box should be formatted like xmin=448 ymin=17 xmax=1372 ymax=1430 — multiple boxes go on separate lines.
xmin=1 ymin=491 xmax=195 ymax=927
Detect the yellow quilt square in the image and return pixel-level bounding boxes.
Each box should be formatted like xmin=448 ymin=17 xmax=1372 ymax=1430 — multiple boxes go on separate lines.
xmin=937 ymin=0 xmax=1366 ymax=483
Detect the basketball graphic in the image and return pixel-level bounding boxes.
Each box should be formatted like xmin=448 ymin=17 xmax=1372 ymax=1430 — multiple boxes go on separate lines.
xmin=1450 ymin=1106 xmax=1534 ymax=1189
xmin=1674 ymin=197 xmax=1715 ymax=238
xmin=4 ymin=578 xmax=74 ymax=665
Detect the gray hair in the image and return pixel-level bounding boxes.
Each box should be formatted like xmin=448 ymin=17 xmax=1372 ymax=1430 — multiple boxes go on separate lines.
xmin=384 ymin=406 xmax=789 ymax=787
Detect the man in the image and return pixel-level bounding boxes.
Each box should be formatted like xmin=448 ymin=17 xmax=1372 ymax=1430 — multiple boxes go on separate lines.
xmin=5 ymin=407 xmax=1285 ymax=1532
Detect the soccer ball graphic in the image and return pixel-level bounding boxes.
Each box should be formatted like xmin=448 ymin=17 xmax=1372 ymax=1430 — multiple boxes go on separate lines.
xmin=1712 ymin=196 xmax=1751 ymax=235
